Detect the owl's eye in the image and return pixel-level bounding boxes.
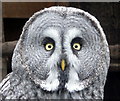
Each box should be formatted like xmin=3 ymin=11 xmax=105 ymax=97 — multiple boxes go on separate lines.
xmin=73 ymin=43 xmax=81 ymax=50
xmin=42 ymin=37 xmax=55 ymax=51
xmin=71 ymin=37 xmax=83 ymax=51
xmin=45 ymin=43 xmax=54 ymax=51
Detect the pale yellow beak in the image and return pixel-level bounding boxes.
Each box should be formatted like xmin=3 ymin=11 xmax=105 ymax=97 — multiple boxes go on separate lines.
xmin=61 ymin=59 xmax=66 ymax=71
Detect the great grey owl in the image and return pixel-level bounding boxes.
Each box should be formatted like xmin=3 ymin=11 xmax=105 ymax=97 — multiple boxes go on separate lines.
xmin=0 ymin=6 xmax=110 ymax=100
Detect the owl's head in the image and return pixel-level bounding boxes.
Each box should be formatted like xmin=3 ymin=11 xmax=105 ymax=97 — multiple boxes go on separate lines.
xmin=12 ymin=6 xmax=110 ymax=94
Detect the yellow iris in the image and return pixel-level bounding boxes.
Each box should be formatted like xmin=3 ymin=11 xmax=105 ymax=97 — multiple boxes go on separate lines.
xmin=45 ymin=43 xmax=54 ymax=51
xmin=73 ymin=43 xmax=81 ymax=50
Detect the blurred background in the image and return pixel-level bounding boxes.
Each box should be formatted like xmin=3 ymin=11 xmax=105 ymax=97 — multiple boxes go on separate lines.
xmin=1 ymin=2 xmax=120 ymax=100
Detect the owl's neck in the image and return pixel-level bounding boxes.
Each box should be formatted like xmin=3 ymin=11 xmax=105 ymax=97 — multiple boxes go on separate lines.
xmin=9 ymin=71 xmax=103 ymax=99
xmin=35 ymin=86 xmax=103 ymax=99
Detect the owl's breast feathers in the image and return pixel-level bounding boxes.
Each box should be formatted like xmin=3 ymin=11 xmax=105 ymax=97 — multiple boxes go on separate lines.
xmin=0 ymin=73 xmax=11 ymax=99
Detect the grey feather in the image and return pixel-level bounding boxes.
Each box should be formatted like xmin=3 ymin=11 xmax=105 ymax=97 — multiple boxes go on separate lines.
xmin=0 ymin=6 xmax=110 ymax=100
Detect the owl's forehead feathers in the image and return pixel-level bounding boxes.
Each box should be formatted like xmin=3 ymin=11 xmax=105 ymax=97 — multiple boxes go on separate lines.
xmin=20 ymin=6 xmax=108 ymax=47
xmin=42 ymin=27 xmax=81 ymax=43
xmin=65 ymin=28 xmax=82 ymax=41
xmin=42 ymin=27 xmax=61 ymax=41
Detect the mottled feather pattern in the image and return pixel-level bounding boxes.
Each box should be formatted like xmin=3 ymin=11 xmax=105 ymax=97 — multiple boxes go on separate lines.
xmin=0 ymin=6 xmax=110 ymax=100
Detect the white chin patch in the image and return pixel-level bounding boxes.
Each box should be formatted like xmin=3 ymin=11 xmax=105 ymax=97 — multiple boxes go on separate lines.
xmin=65 ymin=67 xmax=85 ymax=92
xmin=65 ymin=81 xmax=85 ymax=92
xmin=40 ymin=70 xmax=59 ymax=91
xmin=40 ymin=78 xmax=59 ymax=91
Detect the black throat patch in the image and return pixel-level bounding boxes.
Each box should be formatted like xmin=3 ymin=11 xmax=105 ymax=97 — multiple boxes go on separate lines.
xmin=58 ymin=65 xmax=69 ymax=91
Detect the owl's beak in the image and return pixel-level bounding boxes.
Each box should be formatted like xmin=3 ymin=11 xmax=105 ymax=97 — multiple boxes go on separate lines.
xmin=61 ymin=59 xmax=66 ymax=71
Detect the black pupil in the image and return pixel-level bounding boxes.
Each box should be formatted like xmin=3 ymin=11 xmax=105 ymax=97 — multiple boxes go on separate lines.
xmin=75 ymin=45 xmax=78 ymax=48
xmin=48 ymin=45 xmax=51 ymax=48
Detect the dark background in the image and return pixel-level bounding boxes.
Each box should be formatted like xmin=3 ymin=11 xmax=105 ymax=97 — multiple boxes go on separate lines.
xmin=2 ymin=2 xmax=120 ymax=100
